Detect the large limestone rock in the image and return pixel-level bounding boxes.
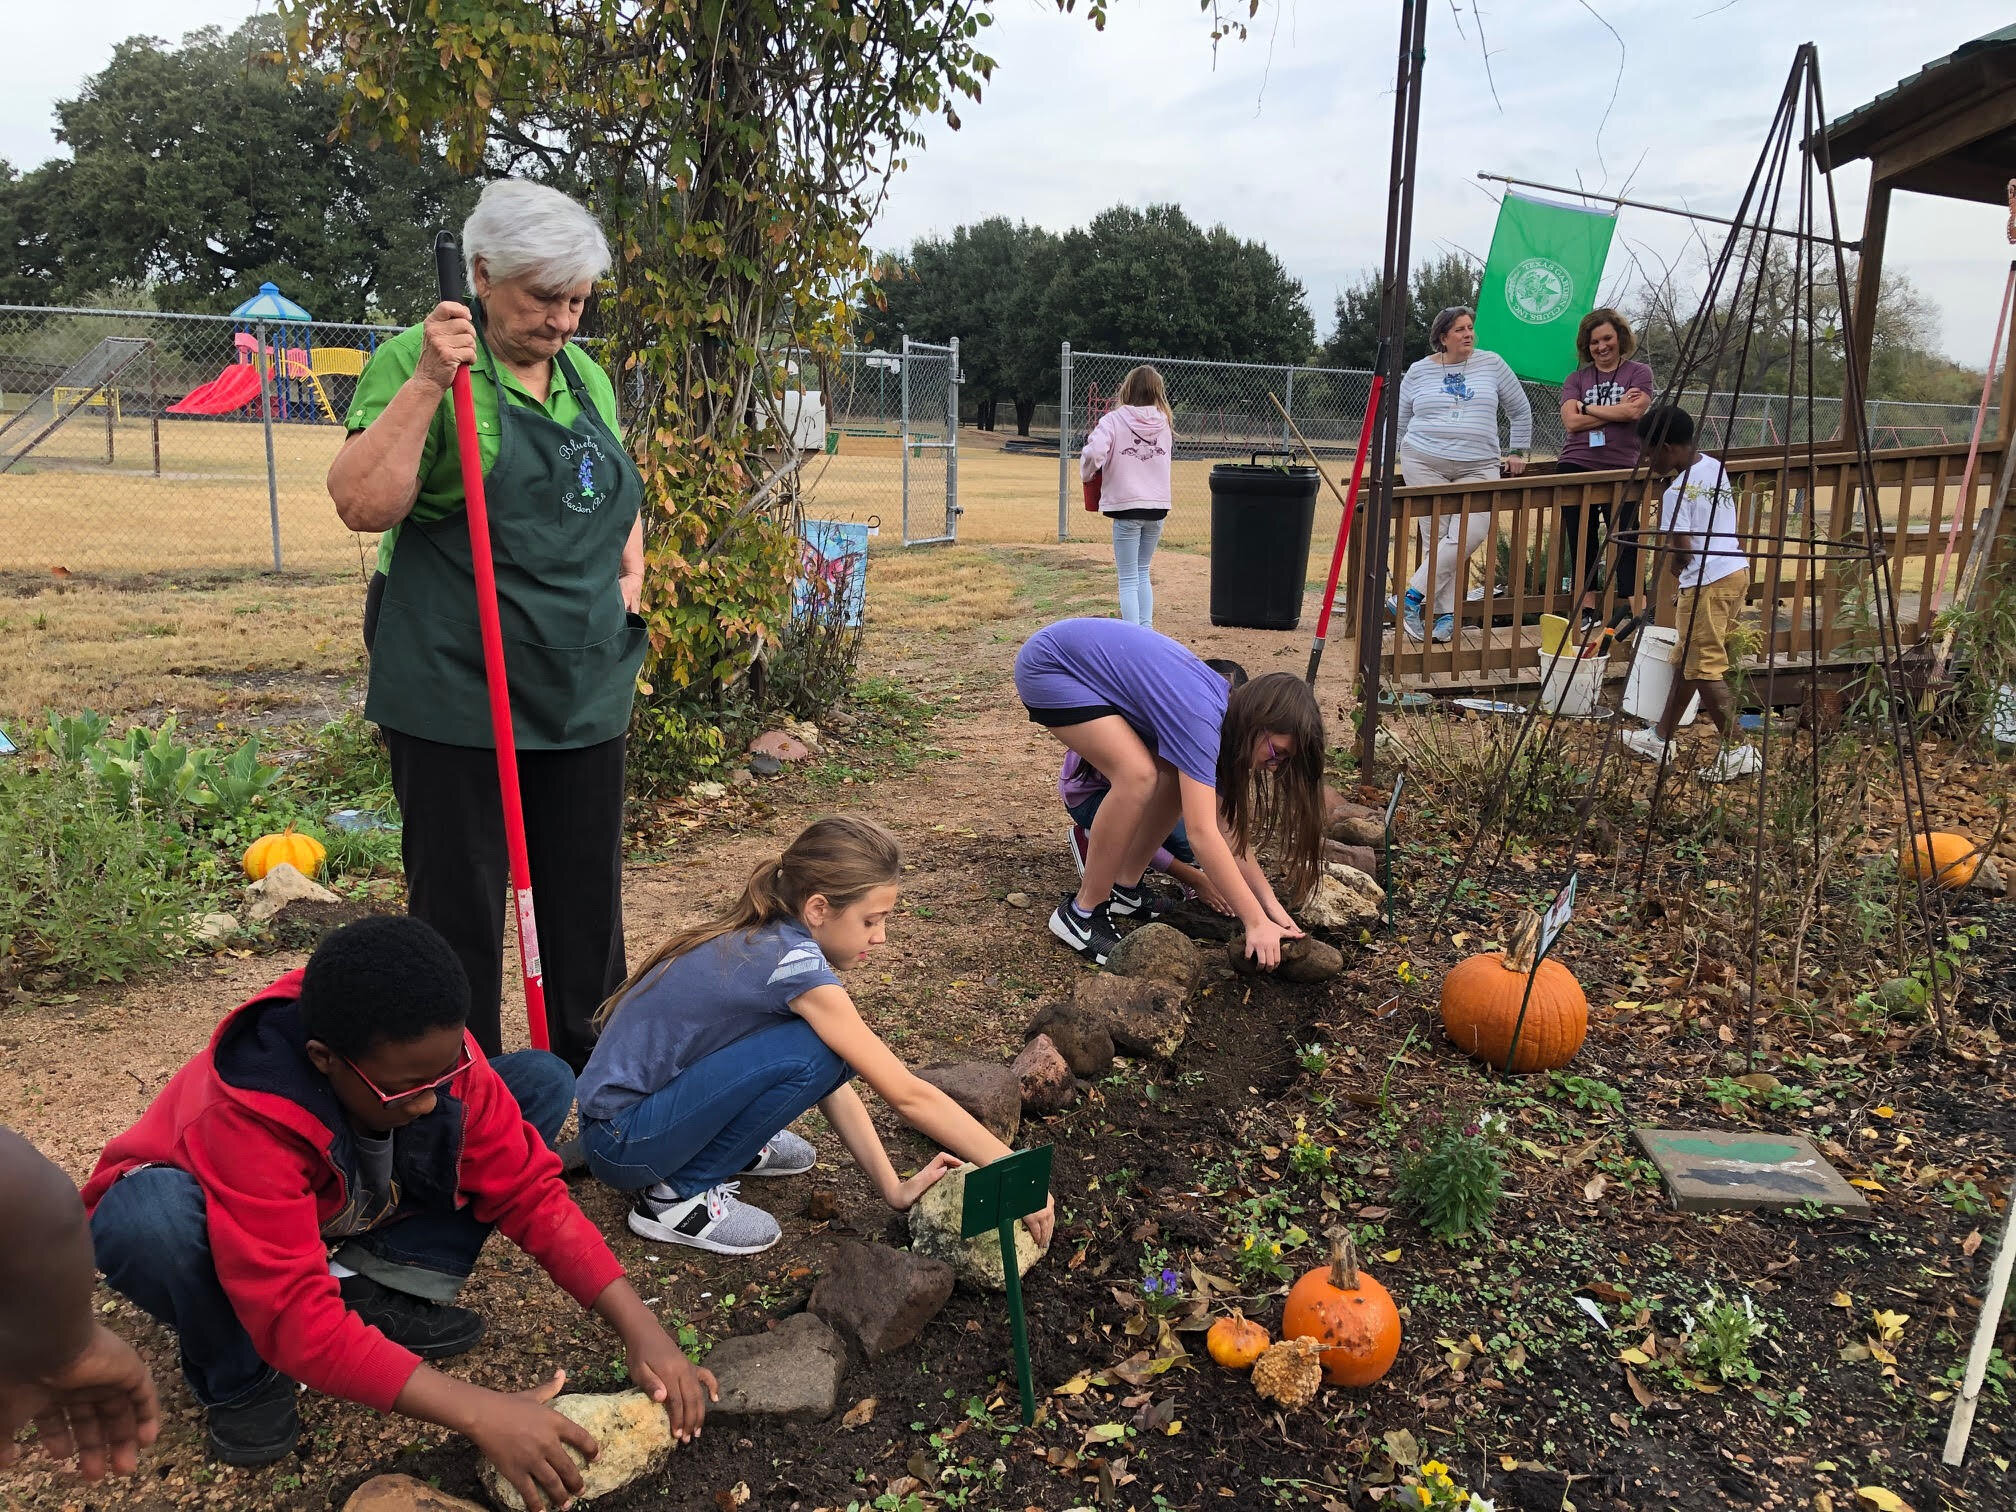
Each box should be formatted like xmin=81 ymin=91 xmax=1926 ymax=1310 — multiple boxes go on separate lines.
xmin=809 ymin=1242 xmax=955 ymax=1359
xmin=244 ymin=862 xmax=341 ymax=924
xmin=1969 ymin=854 xmax=2007 ymax=896
xmin=345 ymin=1476 xmax=489 ymax=1512
xmin=1104 ymin=923 xmax=1203 ymax=992
xmin=915 ymin=1062 xmax=1021 ymax=1145
xmin=1322 ymin=839 xmax=1379 ymax=876
xmin=1074 ymin=974 xmax=1189 ymax=1060
xmin=1026 ymin=1000 xmax=1115 ymax=1079
xmin=477 ymin=1392 xmax=672 ymax=1511
xmin=908 ymin=1163 xmax=1049 ymax=1290
xmin=1327 ymin=815 xmax=1387 ymax=849
xmin=1229 ymin=934 xmax=1344 ymax=982
xmin=1298 ymin=863 xmax=1386 ymax=930
xmin=1011 ymin=1034 xmax=1078 ymax=1114
xmin=707 ymin=1312 xmax=848 ymax=1424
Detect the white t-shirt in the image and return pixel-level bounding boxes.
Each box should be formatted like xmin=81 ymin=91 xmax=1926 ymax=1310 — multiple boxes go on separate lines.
xmin=1658 ymin=454 xmax=1748 ymax=590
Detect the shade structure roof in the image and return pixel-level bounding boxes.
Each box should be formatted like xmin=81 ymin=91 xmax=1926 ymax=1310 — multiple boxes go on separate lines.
xmin=231 ymin=282 xmax=313 ymax=322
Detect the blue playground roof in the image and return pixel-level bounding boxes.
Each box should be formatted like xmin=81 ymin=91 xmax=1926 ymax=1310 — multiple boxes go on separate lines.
xmin=232 ymin=282 xmax=312 ymax=322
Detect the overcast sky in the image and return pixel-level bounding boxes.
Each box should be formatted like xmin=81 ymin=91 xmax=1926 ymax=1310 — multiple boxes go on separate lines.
xmin=7 ymin=1 xmax=2012 ymax=367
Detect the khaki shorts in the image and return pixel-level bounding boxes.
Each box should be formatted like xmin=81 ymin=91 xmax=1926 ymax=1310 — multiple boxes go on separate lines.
xmin=1674 ymin=570 xmax=1749 ymax=679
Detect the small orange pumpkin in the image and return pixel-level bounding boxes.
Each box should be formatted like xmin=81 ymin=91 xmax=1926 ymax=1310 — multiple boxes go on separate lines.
xmin=1280 ymin=1230 xmax=1401 ymax=1387
xmin=1901 ymin=831 xmax=1982 ymax=891
xmin=1206 ymin=1310 xmax=1270 ymax=1371
xmin=243 ymin=826 xmax=327 ymax=882
xmin=1440 ymin=910 xmax=1587 ymax=1073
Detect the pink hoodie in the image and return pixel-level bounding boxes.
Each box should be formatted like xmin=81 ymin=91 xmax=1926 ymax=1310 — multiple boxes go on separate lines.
xmin=1081 ymin=404 xmax=1173 ymax=512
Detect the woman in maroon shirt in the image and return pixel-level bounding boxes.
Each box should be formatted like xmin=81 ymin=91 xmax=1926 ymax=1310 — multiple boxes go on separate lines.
xmin=1556 ymin=308 xmax=1654 ymax=629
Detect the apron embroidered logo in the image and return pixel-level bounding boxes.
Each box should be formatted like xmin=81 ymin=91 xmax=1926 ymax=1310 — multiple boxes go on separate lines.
xmin=559 ymin=437 xmax=607 ymax=514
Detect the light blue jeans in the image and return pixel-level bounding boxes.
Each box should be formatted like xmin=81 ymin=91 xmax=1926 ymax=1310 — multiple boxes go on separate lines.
xmin=1111 ymin=515 xmax=1165 ymax=626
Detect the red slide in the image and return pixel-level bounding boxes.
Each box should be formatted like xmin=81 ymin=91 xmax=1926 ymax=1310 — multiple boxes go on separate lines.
xmin=168 ymin=364 xmax=263 ymax=416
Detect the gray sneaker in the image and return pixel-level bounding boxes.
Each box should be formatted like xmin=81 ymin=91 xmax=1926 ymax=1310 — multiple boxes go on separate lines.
xmin=628 ymin=1182 xmax=781 ymax=1255
xmin=739 ymin=1130 xmax=817 ymax=1177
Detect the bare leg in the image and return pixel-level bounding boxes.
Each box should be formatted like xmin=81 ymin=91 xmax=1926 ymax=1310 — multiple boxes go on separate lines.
xmin=1041 ymin=717 xmax=1160 ymax=913
xmin=1656 ymin=675 xmax=1734 ymax=743
xmin=1115 ymin=766 xmax=1183 ymax=888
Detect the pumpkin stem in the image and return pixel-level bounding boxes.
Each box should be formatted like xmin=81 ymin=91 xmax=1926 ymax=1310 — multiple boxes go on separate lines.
xmin=1327 ymin=1229 xmax=1360 ymax=1291
xmin=1499 ymin=910 xmax=1544 ymax=975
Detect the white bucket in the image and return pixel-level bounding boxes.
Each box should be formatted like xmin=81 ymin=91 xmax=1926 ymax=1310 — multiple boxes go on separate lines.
xmin=1536 ymin=649 xmax=1608 ymax=718
xmin=1623 ymin=626 xmax=1700 ymax=727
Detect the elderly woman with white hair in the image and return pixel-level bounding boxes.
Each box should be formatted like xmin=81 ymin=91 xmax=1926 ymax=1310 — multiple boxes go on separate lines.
xmin=330 ymin=179 xmax=645 ymax=1070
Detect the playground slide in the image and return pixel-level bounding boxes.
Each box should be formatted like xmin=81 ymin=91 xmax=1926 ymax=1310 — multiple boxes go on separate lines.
xmin=168 ymin=364 xmax=263 ymax=416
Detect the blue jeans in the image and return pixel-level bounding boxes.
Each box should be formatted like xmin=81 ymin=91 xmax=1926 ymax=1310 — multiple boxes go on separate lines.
xmin=1065 ymin=790 xmax=1196 ymax=867
xmin=1111 ymin=516 xmax=1164 ymax=627
xmin=580 ymin=1018 xmax=849 ymax=1199
xmin=89 ymin=1050 xmax=574 ymax=1408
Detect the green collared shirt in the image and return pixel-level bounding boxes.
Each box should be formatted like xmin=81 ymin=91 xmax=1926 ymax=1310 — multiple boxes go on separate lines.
xmin=344 ymin=323 xmax=620 ymax=572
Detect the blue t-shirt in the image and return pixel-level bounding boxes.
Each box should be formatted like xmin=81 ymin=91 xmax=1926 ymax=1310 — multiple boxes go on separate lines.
xmin=1012 ymin=619 xmax=1230 ymax=787
xmin=575 ymin=919 xmax=842 ymax=1120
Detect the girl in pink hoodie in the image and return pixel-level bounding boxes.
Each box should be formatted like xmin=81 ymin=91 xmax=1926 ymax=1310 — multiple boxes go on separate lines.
xmin=1081 ymin=366 xmax=1175 ymax=626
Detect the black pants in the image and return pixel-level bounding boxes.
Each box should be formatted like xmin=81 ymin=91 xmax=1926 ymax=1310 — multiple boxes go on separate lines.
xmin=384 ymin=728 xmax=628 ymax=1072
xmin=1555 ymin=462 xmax=1642 ymax=602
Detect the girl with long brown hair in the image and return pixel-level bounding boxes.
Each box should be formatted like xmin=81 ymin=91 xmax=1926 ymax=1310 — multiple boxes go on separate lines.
xmin=573 ymin=817 xmax=1056 ymax=1257
xmin=1013 ymin=618 xmax=1326 ymax=967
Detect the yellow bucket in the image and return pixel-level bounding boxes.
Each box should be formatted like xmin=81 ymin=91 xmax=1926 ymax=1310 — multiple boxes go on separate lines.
xmin=1538 ymin=613 xmax=1571 ymax=659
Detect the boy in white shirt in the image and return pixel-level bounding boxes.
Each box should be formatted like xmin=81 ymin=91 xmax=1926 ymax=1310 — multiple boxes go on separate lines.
xmin=1620 ymin=405 xmax=1762 ymax=782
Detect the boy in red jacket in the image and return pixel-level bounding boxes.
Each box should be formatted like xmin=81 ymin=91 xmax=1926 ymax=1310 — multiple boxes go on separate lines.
xmin=83 ymin=916 xmax=715 ymax=1511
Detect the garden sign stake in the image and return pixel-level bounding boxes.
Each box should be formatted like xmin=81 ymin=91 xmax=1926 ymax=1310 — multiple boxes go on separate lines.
xmin=434 ymin=231 xmax=548 ymax=1051
xmin=959 ymin=1144 xmax=1054 ymax=1426
xmin=1274 ymin=344 xmax=1384 ymax=687
xmin=1942 ymin=1159 xmax=2016 ymax=1465
xmin=1500 ymin=871 xmax=1575 ymax=1075
xmin=1380 ymin=771 xmax=1404 ymax=932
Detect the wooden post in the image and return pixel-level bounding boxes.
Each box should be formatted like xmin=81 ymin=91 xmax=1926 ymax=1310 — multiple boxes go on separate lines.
xmin=1846 ymin=180 xmax=1890 ymax=451
xmin=1942 ymin=1162 xmax=2016 ymax=1465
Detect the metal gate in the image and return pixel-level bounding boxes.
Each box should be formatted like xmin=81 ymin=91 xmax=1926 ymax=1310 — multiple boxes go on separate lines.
xmin=899 ymin=336 xmax=960 ymax=546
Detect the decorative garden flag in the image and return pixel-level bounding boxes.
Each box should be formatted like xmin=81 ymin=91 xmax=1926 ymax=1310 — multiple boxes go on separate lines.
xmin=1472 ymin=191 xmax=1617 ymax=384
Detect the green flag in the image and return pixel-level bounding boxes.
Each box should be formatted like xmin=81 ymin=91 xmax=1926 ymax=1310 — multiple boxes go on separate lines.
xmin=1472 ymin=191 xmax=1617 ymax=384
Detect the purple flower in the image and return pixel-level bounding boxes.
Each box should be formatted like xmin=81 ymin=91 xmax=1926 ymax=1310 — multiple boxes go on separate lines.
xmin=1160 ymin=1268 xmax=1181 ymax=1293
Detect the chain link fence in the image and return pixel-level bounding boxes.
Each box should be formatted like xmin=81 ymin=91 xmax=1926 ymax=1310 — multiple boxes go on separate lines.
xmin=789 ymin=340 xmax=960 ymax=547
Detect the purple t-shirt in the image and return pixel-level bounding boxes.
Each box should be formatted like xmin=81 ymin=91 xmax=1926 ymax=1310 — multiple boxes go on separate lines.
xmin=1014 ymin=619 xmax=1230 ymax=787
xmin=1558 ymin=360 xmax=1655 ymax=470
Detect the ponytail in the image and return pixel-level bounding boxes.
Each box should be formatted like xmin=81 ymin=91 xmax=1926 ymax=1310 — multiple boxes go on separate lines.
xmin=594 ymin=816 xmax=902 ymax=1028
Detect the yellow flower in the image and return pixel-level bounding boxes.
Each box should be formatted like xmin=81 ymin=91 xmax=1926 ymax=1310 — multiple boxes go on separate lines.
xmin=1415 ymin=1488 xmax=1434 ymax=1508
xmin=1242 ymin=1234 xmax=1255 ymax=1250
xmin=1421 ymin=1461 xmax=1448 ymax=1477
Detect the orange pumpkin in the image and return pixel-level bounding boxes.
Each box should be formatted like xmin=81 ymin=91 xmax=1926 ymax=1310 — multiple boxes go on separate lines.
xmin=1206 ymin=1311 xmax=1270 ymax=1371
xmin=1440 ymin=911 xmax=1587 ymax=1073
xmin=1901 ymin=831 xmax=1982 ymax=891
xmin=1280 ymin=1230 xmax=1401 ymax=1387
xmin=243 ymin=826 xmax=327 ymax=882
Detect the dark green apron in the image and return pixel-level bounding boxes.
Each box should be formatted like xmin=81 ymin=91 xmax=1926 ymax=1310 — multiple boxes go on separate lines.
xmin=366 ymin=327 xmax=646 ymax=750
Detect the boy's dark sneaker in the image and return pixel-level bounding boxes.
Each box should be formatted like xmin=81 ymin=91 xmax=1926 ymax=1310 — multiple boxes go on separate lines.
xmin=1107 ymin=881 xmax=1171 ymax=920
xmin=206 ymin=1373 xmax=300 ymax=1466
xmin=339 ymin=1273 xmax=486 ymax=1358
xmin=1048 ymin=899 xmax=1120 ymax=964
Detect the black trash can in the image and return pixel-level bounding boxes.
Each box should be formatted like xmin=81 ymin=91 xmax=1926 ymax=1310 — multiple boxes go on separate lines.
xmin=1208 ymin=452 xmax=1321 ymax=629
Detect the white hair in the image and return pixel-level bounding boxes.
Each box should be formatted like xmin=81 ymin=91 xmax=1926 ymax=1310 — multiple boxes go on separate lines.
xmin=462 ymin=179 xmax=611 ymax=292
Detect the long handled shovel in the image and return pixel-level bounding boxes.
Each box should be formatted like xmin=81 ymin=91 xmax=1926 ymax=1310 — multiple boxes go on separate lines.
xmin=434 ymin=231 xmax=549 ymax=1051
xmin=1277 ymin=344 xmax=1385 ymax=686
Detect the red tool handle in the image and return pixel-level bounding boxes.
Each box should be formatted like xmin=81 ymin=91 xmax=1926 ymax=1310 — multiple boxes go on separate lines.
xmin=1305 ymin=350 xmax=1386 ymax=683
xmin=437 ymin=232 xmax=548 ymax=1050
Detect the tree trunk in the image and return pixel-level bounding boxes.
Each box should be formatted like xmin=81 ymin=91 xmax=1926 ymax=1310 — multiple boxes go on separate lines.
xmin=977 ymin=397 xmax=996 ymax=431
xmin=1015 ymin=396 xmax=1036 ymax=436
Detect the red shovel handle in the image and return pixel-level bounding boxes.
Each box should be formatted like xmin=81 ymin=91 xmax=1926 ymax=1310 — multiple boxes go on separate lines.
xmin=436 ymin=232 xmax=549 ymax=1050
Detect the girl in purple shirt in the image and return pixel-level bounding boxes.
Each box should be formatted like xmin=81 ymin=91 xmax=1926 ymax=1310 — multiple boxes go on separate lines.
xmin=1013 ymin=618 xmax=1325 ymax=968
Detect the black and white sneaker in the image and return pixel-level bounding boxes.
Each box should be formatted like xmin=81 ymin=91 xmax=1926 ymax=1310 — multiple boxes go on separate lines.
xmin=627 ymin=1181 xmax=781 ymax=1254
xmin=1107 ymin=881 xmax=1171 ymax=920
xmin=1048 ymin=899 xmax=1121 ymax=964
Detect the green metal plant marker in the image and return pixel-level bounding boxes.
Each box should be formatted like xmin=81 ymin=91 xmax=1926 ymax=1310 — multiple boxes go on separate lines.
xmin=960 ymin=1145 xmax=1054 ymax=1426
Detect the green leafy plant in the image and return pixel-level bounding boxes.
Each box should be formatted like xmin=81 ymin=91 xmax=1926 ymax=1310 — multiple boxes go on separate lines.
xmin=1548 ymin=1073 xmax=1623 ymax=1112
xmin=1682 ymin=1289 xmax=1763 ymax=1384
xmin=1296 ymin=1042 xmax=1331 ymax=1076
xmin=1397 ymin=1112 xmax=1504 ymax=1243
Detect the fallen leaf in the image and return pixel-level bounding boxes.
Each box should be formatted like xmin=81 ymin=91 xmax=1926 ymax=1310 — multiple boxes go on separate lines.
xmin=1610 ymin=1410 xmax=1631 ymax=1430
xmin=1583 ymin=1173 xmax=1608 ymax=1202
xmin=1357 ymin=1205 xmax=1392 ymax=1220
xmin=1871 ymin=1309 xmax=1909 ymax=1343
xmin=1815 ymin=1494 xmax=1834 ymax=1512
xmin=714 ymin=1484 xmax=751 ymax=1512
xmin=1872 ymin=1105 xmax=1896 ymax=1119
xmin=1383 ymin=1427 xmax=1421 ymax=1467
xmin=1854 ymin=1488 xmax=1913 ymax=1512
xmin=1619 ymin=1347 xmax=1651 ymax=1365
xmin=1830 ymin=1292 xmax=1853 ymax=1308
xmin=1626 ymin=1366 xmax=1654 ymax=1407
xmin=1500 ymin=1456 xmax=1521 ymax=1471
xmin=1054 ymin=1373 xmax=1095 ymax=1396
xmin=1962 ymin=1229 xmax=1983 ymax=1256
xmin=1848 ymin=1178 xmax=1885 ymax=1192
xmin=1382 ymin=1248 xmax=1403 ymax=1262
xmin=840 ymin=1396 xmax=876 ymax=1428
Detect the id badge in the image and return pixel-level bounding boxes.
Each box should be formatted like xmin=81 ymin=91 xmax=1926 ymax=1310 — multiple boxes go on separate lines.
xmin=1588 ymin=428 xmax=1607 ymax=449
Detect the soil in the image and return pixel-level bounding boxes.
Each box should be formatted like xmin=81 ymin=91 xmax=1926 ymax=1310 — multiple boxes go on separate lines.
xmin=3 ymin=543 xmax=2013 ymax=1512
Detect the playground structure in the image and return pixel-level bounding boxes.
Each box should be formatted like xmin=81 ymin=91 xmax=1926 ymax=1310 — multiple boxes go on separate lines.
xmin=0 ymin=335 xmax=159 ymax=476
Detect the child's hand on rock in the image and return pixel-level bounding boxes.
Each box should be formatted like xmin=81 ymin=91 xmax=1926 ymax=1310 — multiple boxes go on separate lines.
xmin=1025 ymin=1194 xmax=1057 ymax=1249
xmin=887 ymin=1152 xmax=962 ymax=1211
xmin=470 ymin=1370 xmax=598 ymax=1512
xmin=628 ymin=1332 xmax=717 ymax=1443
xmin=1242 ymin=920 xmax=1291 ymax=968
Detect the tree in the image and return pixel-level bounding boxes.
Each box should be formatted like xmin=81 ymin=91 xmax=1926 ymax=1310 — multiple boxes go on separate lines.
xmin=1041 ymin=203 xmax=1314 ymax=365
xmin=1319 ymin=251 xmax=1480 ymax=369
xmin=859 ymin=217 xmax=1060 ymax=432
xmin=1 ymin=18 xmax=476 ymax=322
xmin=0 ymin=161 xmax=63 ymax=305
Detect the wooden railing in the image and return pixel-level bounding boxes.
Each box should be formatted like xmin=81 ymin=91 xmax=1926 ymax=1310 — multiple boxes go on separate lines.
xmin=1349 ymin=439 xmax=2011 ymax=688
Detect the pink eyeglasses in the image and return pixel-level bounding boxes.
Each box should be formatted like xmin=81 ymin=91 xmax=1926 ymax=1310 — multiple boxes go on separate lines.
xmin=1259 ymin=737 xmax=1292 ymax=771
xmin=342 ymin=1048 xmax=474 ymax=1105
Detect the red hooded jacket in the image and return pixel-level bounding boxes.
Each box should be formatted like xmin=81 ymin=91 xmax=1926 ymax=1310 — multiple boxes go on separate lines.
xmin=82 ymin=971 xmax=625 ymax=1412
